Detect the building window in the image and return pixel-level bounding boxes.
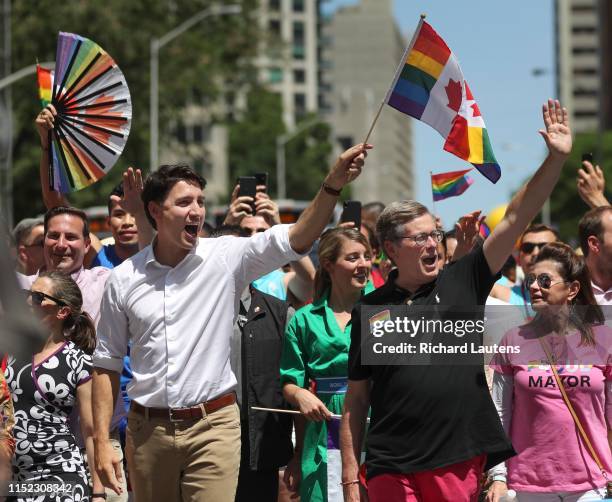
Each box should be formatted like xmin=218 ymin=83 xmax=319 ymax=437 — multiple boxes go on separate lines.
xmin=573 ymin=67 xmax=598 ymax=76
xmin=294 ymin=93 xmax=306 ymax=118
xmin=269 ymin=0 xmax=280 ymax=11
xmin=193 ymin=125 xmax=204 ymax=143
xmin=293 ymin=69 xmax=305 ymax=83
xmin=573 ymin=88 xmax=598 ymax=97
xmin=293 ymin=21 xmax=304 ymax=44
xmin=269 ymin=67 xmax=283 ymax=84
xmin=572 ymin=26 xmax=597 ymax=35
xmin=572 ymin=46 xmax=597 ymax=55
xmin=574 ymin=110 xmax=598 ymax=118
xmin=293 ymin=0 xmax=304 ymax=12
xmin=269 ymin=19 xmax=281 ymax=37
xmin=293 ymin=44 xmax=305 ymax=59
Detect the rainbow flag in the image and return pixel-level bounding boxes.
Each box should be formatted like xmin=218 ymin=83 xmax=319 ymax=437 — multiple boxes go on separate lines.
xmin=385 ymin=18 xmax=501 ymax=183
xmin=431 ymin=168 xmax=474 ymax=201
xmin=36 ymin=64 xmax=53 ymax=108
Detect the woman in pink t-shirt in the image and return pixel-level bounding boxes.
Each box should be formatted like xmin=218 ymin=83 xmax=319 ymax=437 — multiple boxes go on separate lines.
xmin=487 ymin=243 xmax=612 ymax=502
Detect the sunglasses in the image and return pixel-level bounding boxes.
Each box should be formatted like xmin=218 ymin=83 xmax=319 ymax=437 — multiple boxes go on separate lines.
xmin=520 ymin=242 xmax=551 ymax=254
xmin=23 ymin=290 xmax=66 ymax=307
xmin=525 ymin=273 xmax=567 ymax=290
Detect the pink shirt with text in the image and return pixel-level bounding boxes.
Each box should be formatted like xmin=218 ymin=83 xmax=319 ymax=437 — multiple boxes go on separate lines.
xmin=491 ymin=324 xmax=612 ymax=493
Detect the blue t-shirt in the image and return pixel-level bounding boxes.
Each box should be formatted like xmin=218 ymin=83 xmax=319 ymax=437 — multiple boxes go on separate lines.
xmin=91 ymin=244 xmax=122 ymax=269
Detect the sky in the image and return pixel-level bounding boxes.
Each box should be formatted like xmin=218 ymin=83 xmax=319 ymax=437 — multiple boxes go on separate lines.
xmin=325 ymin=0 xmax=555 ymax=229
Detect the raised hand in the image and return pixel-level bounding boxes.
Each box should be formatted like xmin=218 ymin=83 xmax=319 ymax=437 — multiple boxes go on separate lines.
xmin=119 ymin=167 xmax=145 ymax=217
xmin=453 ymin=210 xmax=485 ymax=261
xmin=223 ymin=185 xmax=254 ymax=226
xmin=254 ymin=192 xmax=281 ymax=226
xmin=325 ymin=143 xmax=373 ymax=190
xmin=35 ymin=104 xmax=57 ymax=148
xmin=577 ymin=160 xmax=609 ymax=208
xmin=538 ymin=99 xmax=572 ymax=159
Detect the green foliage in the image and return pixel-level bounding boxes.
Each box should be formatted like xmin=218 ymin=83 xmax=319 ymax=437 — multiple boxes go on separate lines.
xmin=228 ymin=87 xmax=285 ymax=195
xmin=549 ymin=131 xmax=612 ymax=242
xmin=228 ymin=88 xmax=333 ymax=201
xmin=9 ymin=0 xmax=259 ymax=221
xmin=285 ymin=118 xmax=333 ymax=200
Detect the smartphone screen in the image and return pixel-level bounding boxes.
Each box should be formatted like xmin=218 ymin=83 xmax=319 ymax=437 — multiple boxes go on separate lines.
xmin=238 ymin=176 xmax=257 ymax=214
xmin=341 ymin=200 xmax=362 ymax=228
xmin=581 ymin=152 xmax=593 ymax=163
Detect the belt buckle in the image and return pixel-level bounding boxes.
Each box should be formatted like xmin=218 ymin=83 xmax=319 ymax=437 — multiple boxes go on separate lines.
xmin=169 ymin=407 xmax=184 ymax=422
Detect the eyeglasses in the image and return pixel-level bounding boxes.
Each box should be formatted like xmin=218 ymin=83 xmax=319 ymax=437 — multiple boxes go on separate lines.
xmin=23 ymin=290 xmax=66 ymax=307
xmin=520 ymin=242 xmax=551 ymax=254
xmin=525 ymin=273 xmax=567 ymax=290
xmin=399 ymin=230 xmax=444 ymax=246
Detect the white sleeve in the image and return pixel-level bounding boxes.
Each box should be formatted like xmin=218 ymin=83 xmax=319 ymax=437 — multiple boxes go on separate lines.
xmin=488 ymin=371 xmax=514 ymax=481
xmin=92 ymin=273 xmax=129 ymax=374
xmin=227 ymin=224 xmax=306 ymax=290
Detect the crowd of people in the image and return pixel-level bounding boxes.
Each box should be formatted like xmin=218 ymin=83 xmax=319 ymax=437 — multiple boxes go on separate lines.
xmin=0 ymin=99 xmax=610 ymax=502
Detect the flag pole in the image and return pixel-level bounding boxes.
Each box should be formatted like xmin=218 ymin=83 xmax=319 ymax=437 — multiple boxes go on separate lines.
xmin=251 ymin=406 xmax=371 ymax=423
xmin=362 ymin=14 xmax=427 ymax=145
xmin=430 ymin=170 xmax=437 ymax=215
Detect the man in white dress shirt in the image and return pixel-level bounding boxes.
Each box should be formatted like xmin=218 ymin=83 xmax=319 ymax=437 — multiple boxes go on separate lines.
xmin=92 ymin=144 xmax=370 ymax=501
xmin=579 ymin=205 xmax=612 ymax=306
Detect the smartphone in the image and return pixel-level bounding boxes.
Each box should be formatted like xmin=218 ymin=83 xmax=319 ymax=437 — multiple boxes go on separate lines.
xmin=341 ymin=200 xmax=362 ymax=228
xmin=582 ymin=152 xmax=593 ymax=163
xmin=254 ymin=172 xmax=268 ymax=192
xmin=238 ymin=176 xmax=257 ymax=214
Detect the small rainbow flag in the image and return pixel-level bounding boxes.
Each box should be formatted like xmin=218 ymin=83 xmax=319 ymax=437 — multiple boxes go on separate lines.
xmin=385 ymin=18 xmax=501 ymax=183
xmin=36 ymin=64 xmax=53 ymax=108
xmin=431 ymin=169 xmax=474 ymax=201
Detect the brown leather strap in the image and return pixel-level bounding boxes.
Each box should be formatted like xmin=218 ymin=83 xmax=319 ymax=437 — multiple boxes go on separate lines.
xmin=539 ymin=337 xmax=609 ymax=482
xmin=131 ymin=392 xmax=236 ymax=421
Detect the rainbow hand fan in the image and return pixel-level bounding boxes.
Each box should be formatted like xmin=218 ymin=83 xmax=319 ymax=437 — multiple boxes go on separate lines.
xmin=37 ymin=32 xmax=132 ymax=193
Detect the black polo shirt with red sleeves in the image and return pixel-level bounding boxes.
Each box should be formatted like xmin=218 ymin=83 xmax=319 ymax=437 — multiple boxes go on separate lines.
xmin=349 ymin=246 xmax=515 ymax=479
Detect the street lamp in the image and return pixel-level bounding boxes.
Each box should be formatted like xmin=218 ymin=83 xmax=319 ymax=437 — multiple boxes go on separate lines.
xmin=150 ymin=4 xmax=242 ymax=171
xmin=276 ymin=117 xmax=321 ymax=199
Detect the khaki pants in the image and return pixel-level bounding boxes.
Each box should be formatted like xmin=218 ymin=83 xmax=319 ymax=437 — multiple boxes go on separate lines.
xmin=125 ymin=402 xmax=241 ymax=502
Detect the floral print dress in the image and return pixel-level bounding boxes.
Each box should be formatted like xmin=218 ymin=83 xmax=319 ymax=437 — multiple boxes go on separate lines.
xmin=4 ymin=341 xmax=92 ymax=501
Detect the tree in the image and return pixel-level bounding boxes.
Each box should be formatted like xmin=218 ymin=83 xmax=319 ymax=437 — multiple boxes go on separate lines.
xmin=228 ymin=86 xmax=286 ymax=196
xmin=9 ymin=0 xmax=260 ymax=222
xmin=285 ymin=118 xmax=333 ymax=200
xmin=549 ymin=131 xmax=612 ymax=243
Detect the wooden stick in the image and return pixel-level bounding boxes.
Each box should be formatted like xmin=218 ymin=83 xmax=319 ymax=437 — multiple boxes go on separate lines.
xmin=251 ymin=406 xmax=342 ymax=419
xmin=362 ymin=14 xmax=427 ymax=145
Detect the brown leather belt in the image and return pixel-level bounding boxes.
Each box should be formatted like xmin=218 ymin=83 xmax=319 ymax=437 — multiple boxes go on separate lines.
xmin=131 ymin=392 xmax=236 ymax=421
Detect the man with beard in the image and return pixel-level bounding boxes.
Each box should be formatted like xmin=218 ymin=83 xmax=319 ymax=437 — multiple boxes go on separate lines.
xmin=579 ymin=206 xmax=612 ymax=306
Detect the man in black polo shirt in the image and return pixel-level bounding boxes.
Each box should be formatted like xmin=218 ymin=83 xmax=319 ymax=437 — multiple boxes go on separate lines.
xmin=340 ymin=100 xmax=573 ymax=502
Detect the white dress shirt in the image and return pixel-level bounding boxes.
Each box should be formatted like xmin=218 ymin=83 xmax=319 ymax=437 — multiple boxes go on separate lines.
xmin=93 ymin=224 xmax=303 ymax=408
xmin=592 ymin=281 xmax=612 ymax=306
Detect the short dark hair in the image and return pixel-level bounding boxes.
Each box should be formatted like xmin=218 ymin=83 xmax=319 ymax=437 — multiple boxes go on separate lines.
xmin=520 ymin=223 xmax=560 ymax=243
xmin=211 ymin=224 xmax=249 ymax=238
xmin=107 ymin=182 xmax=124 ymax=216
xmin=141 ymin=164 xmax=206 ymax=230
xmin=44 ymin=206 xmax=90 ymax=239
xmin=12 ymin=217 xmax=44 ymax=246
xmin=578 ymin=206 xmax=612 ymax=257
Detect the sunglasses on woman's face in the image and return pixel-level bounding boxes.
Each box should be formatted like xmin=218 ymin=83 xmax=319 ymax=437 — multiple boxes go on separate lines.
xmin=525 ymin=273 xmax=567 ymax=290
xmin=23 ymin=290 xmax=66 ymax=307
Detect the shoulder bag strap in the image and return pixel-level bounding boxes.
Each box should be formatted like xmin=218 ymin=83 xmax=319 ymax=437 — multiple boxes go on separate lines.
xmin=539 ymin=337 xmax=610 ymax=488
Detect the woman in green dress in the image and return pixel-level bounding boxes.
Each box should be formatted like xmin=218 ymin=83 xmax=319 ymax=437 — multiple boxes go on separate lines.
xmin=281 ymin=227 xmax=373 ymax=502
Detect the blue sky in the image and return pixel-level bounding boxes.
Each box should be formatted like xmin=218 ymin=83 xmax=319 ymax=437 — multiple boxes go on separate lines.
xmin=326 ymin=0 xmax=555 ymax=229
